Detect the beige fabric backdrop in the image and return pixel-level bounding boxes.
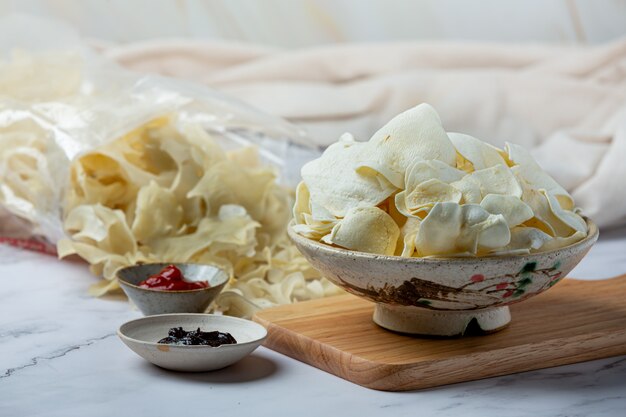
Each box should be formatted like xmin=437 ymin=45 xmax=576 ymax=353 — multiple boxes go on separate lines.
xmin=103 ymin=39 xmax=626 ymax=228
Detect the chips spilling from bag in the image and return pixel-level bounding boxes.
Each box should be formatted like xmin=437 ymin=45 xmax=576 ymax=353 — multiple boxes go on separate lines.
xmin=294 ymin=103 xmax=588 ymax=257
xmin=57 ymin=115 xmax=342 ymax=315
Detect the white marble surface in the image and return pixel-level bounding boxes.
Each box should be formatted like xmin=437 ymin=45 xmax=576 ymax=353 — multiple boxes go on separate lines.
xmin=1 ymin=228 xmax=626 ymax=417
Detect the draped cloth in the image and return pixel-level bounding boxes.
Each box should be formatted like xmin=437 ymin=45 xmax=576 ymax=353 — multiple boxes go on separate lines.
xmin=103 ymin=39 xmax=626 ymax=228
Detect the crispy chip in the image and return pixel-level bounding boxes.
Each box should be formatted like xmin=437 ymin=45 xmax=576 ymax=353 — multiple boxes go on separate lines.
xmin=322 ymin=206 xmax=399 ymax=255
xmin=541 ymin=231 xmax=588 ymax=251
xmin=396 ymin=179 xmax=462 ymax=217
xmin=543 ymin=190 xmax=587 ymax=234
xmin=301 ymin=133 xmax=397 ymax=217
xmin=480 ymin=194 xmax=533 ymax=228
xmin=516 ymin=179 xmax=584 ymax=238
xmin=465 ymin=165 xmax=523 ymax=198
xmin=490 ymin=226 xmax=553 ymax=255
xmin=405 ymin=160 xmax=466 ymax=187
xmin=399 ymin=217 xmax=421 ymax=257
xmin=293 ymin=181 xmax=310 ymax=224
xmin=355 ymin=104 xmax=457 ymax=188
xmin=415 ymin=202 xmax=510 ymax=256
xmin=506 ymin=142 xmax=573 ymax=209
xmin=131 ymin=181 xmax=183 ymax=242
xmin=450 ymin=175 xmax=483 ymax=204
xmin=449 ymin=133 xmax=507 ymax=171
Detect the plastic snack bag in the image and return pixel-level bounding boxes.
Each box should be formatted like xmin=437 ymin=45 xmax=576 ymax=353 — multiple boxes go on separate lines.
xmin=0 ymin=15 xmax=341 ymax=316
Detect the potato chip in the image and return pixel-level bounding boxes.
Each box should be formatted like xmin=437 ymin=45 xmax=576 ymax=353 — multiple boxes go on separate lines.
xmin=355 ymin=104 xmax=457 ymax=188
xmin=416 ymin=202 xmax=510 ymax=256
xmin=459 ymin=206 xmax=511 ymax=254
xmin=515 ymin=177 xmax=583 ymax=238
xmin=292 ymin=181 xmax=310 ymax=224
xmin=540 ymin=231 xmax=588 ymax=251
xmin=226 ymin=146 xmax=262 ymax=167
xmin=59 ymin=204 xmax=142 ymax=280
xmin=0 ymin=117 xmax=70 ymax=240
xmin=449 ymin=133 xmax=508 ymax=171
xmin=382 ymin=192 xmax=408 ymax=229
xmin=189 ymin=161 xmax=272 ymax=216
xmin=450 ymin=175 xmax=483 ymax=204
xmin=414 ymin=202 xmax=463 ymax=256
xmin=396 ymin=178 xmax=462 ymax=217
xmin=466 ymin=164 xmax=523 ymax=198
xmin=292 ymin=222 xmax=332 ymax=240
xmin=309 ymin=198 xmax=337 ymax=222
xmin=405 ymin=160 xmax=466 ymax=188
xmin=146 ymin=204 xmax=259 ymax=261
xmin=131 ymin=181 xmax=183 ymax=243
xmin=322 ymin=206 xmax=399 ymax=255
xmin=480 ymin=194 xmax=533 ymax=227
xmin=394 ymin=160 xmax=465 ymax=216
xmin=399 ymin=217 xmax=420 ymax=257
xmin=292 ymin=180 xmax=339 ymax=239
xmin=63 ymin=204 xmax=137 ymax=254
xmin=543 ymin=190 xmax=587 ymax=234
xmin=301 ymin=133 xmax=397 ymax=217
xmin=491 ymin=226 xmax=553 ymax=255
xmin=506 ymin=142 xmax=573 ymax=209
xmin=294 ymin=212 xmax=337 ymax=240
xmin=455 ymin=152 xmax=475 ymax=173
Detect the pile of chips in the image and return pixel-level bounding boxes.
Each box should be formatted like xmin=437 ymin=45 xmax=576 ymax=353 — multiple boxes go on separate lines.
xmin=294 ymin=104 xmax=588 ymax=257
xmin=57 ymin=116 xmax=342 ymax=316
xmin=0 ymin=51 xmax=83 ymax=241
xmin=0 ymin=50 xmax=344 ymax=317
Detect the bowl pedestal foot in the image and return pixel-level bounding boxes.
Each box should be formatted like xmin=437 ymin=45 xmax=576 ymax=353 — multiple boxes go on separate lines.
xmin=373 ymin=304 xmax=511 ymax=337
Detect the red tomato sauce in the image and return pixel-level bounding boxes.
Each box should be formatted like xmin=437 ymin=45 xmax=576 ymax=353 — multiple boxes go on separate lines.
xmin=138 ymin=264 xmax=209 ymax=291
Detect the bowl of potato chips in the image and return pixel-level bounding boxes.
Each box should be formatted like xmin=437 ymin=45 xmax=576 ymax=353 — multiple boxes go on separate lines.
xmin=290 ymin=104 xmax=598 ymax=336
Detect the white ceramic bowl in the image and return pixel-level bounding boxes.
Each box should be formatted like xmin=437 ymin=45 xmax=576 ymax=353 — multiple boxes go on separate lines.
xmin=117 ymin=263 xmax=229 ymax=316
xmin=289 ymin=219 xmax=598 ymax=336
xmin=118 ymin=313 xmax=267 ymax=372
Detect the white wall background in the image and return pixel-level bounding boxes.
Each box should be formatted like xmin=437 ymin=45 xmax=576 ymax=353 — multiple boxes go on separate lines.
xmin=0 ymin=0 xmax=625 ymax=47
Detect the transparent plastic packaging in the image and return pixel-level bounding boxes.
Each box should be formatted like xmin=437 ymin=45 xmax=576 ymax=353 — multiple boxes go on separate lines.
xmin=0 ymin=16 xmax=317 ymax=245
xmin=0 ymin=16 xmax=343 ymax=318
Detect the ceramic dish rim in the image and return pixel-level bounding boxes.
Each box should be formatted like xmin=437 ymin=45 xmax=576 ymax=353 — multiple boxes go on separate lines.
xmin=117 ymin=313 xmax=267 ymax=349
xmin=117 ymin=262 xmax=230 ymax=294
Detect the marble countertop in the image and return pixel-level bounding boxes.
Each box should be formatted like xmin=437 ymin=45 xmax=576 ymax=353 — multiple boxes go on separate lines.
xmin=2 ymin=227 xmax=626 ymax=417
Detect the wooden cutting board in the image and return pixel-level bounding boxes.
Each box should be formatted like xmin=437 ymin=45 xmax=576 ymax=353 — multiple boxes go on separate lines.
xmin=253 ymin=276 xmax=626 ymax=391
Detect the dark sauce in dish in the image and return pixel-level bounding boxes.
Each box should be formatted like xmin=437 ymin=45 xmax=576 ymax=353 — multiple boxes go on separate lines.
xmin=158 ymin=327 xmax=237 ymax=346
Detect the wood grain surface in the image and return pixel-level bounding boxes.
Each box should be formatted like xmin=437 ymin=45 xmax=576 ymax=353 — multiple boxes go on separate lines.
xmin=253 ymin=276 xmax=626 ymax=391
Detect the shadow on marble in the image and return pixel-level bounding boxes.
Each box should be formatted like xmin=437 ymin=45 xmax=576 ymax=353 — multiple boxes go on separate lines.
xmin=139 ymin=353 xmax=280 ymax=384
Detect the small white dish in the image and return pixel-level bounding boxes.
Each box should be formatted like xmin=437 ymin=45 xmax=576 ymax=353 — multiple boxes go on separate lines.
xmin=118 ymin=313 xmax=267 ymax=372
